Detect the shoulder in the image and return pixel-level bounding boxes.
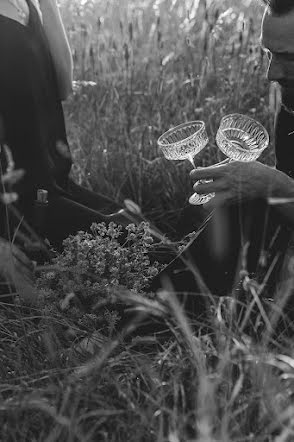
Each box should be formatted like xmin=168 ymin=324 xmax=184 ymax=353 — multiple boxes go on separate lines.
xmin=0 ymin=0 xmax=29 ymax=26
xmin=0 ymin=0 xmax=43 ymax=26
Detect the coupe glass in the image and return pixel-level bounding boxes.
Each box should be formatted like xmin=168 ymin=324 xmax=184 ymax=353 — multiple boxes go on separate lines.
xmin=157 ymin=121 xmax=209 ymax=167
xmin=215 ymin=113 xmax=269 ymax=162
xmin=158 ymin=121 xmax=215 ymax=205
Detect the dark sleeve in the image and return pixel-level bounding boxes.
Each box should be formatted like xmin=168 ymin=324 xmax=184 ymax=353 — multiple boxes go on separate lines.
xmin=0 ymin=24 xmax=56 ymax=217
xmin=274 ymin=106 xmax=294 ymax=179
xmin=0 ymin=29 xmax=20 ymax=173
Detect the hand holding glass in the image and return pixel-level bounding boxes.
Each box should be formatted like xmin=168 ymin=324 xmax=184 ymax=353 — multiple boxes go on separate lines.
xmin=192 ymin=114 xmax=269 ymax=204
xmin=157 ymin=121 xmax=216 ymax=205
xmin=158 ymin=114 xmax=269 ymax=206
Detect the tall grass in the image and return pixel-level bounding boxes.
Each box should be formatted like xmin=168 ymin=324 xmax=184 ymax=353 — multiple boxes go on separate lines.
xmin=2 ymin=269 xmax=294 ymax=441
xmin=60 ymin=0 xmax=274 ymax=232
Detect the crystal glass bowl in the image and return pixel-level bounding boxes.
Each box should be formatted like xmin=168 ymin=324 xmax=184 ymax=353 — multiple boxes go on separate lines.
xmin=215 ymin=114 xmax=269 ymax=162
xmin=157 ymin=121 xmax=209 ymax=163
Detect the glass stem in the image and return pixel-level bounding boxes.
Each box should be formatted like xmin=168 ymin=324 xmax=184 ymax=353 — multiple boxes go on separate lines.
xmin=187 ymin=155 xmax=196 ymax=168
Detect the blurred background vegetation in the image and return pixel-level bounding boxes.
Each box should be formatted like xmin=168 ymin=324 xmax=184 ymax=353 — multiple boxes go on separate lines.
xmin=60 ymin=0 xmax=274 ymax=233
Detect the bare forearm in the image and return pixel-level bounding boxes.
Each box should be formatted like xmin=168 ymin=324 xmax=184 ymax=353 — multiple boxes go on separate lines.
xmin=39 ymin=0 xmax=73 ymax=100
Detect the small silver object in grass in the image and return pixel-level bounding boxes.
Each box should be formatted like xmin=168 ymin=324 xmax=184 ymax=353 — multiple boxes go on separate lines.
xmin=37 ymin=189 xmax=48 ymax=204
xmin=216 ymin=114 xmax=269 ymax=162
xmin=157 ymin=121 xmax=209 ymax=166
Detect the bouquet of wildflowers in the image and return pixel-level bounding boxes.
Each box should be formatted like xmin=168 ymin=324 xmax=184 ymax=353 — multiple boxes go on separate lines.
xmin=37 ymin=222 xmax=162 ymax=329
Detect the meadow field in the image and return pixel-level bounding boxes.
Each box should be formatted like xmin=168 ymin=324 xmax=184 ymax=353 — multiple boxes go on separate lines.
xmin=2 ymin=0 xmax=294 ymax=441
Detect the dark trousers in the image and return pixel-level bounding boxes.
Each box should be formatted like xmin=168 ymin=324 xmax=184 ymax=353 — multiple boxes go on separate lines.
xmin=275 ymin=106 xmax=294 ymax=179
xmin=1 ymin=176 xmax=292 ymax=336
xmin=43 ymin=183 xmax=288 ymax=306
xmin=42 ymin=185 xmax=290 ymax=303
xmin=148 ymin=200 xmax=292 ymax=333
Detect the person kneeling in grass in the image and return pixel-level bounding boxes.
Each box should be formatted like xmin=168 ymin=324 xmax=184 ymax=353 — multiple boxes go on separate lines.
xmin=149 ymin=0 xmax=294 ymax=335
xmin=149 ymin=160 xmax=294 ymax=338
xmin=0 ymin=0 xmax=138 ymax=251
